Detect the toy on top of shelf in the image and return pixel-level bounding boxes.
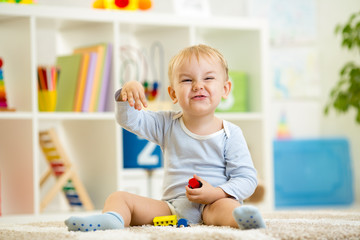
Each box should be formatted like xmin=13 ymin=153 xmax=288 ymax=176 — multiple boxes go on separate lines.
xmin=188 ymin=177 xmax=202 ymax=189
xmin=93 ymin=0 xmax=151 ymax=11
xmin=137 ymin=0 xmax=151 ymax=10
xmin=114 ymin=0 xmax=129 ymax=8
xmin=1 ymin=0 xmax=34 ymax=4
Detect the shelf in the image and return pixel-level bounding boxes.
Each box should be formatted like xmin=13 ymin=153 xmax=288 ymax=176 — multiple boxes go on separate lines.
xmin=0 ymin=112 xmax=33 ymax=119
xmin=0 ymin=112 xmax=115 ymax=120
xmin=0 ymin=4 xmax=272 ymax=215
xmin=37 ymin=112 xmax=115 ymax=120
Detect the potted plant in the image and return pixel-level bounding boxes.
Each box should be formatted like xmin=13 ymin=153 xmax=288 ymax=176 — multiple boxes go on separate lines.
xmin=324 ymin=11 xmax=360 ymax=123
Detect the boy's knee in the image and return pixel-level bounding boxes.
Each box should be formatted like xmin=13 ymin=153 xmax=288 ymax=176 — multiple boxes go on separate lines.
xmin=105 ymin=191 xmax=131 ymax=204
xmin=203 ymin=198 xmax=240 ymax=226
xmin=211 ymin=198 xmax=240 ymax=209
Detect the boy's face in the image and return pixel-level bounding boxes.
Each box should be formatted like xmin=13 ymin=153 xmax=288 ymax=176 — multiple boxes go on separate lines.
xmin=168 ymin=54 xmax=231 ymax=118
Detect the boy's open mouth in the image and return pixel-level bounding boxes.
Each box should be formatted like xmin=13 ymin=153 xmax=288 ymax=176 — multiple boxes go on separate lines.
xmin=192 ymin=95 xmax=207 ymax=99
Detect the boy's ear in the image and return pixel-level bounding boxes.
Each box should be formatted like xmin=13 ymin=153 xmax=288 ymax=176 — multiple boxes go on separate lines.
xmin=168 ymin=86 xmax=178 ymax=104
xmin=222 ymin=79 xmax=232 ymax=99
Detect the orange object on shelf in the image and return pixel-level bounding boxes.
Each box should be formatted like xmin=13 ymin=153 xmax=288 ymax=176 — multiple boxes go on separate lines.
xmin=138 ymin=0 xmax=151 ymax=10
xmin=93 ymin=0 xmax=152 ymax=11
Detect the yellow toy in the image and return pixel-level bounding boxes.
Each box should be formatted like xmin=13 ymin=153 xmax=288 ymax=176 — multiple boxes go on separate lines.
xmin=93 ymin=0 xmax=151 ymax=11
xmin=153 ymin=215 xmax=177 ymax=226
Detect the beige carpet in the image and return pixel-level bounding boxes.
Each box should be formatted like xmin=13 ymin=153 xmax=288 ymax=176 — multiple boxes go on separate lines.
xmin=0 ymin=210 xmax=359 ymax=240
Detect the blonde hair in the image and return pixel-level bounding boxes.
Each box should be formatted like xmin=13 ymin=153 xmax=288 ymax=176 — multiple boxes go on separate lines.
xmin=168 ymin=44 xmax=229 ymax=85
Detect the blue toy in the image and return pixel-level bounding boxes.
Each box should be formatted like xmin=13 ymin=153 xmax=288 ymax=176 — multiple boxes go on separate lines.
xmin=177 ymin=218 xmax=189 ymax=228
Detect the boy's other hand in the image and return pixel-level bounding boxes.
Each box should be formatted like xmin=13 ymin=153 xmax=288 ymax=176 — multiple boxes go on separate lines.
xmin=120 ymin=80 xmax=148 ymax=110
xmin=185 ymin=174 xmax=228 ymax=205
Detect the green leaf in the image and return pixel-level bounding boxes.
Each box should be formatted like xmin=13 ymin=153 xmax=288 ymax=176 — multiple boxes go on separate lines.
xmin=349 ymin=13 xmax=357 ymax=23
xmin=356 ymin=110 xmax=360 ymax=123
xmin=342 ymin=24 xmax=352 ymax=35
xmin=353 ymin=75 xmax=360 ymax=84
xmin=336 ymin=79 xmax=347 ymax=88
xmin=325 ymin=11 xmax=360 ymax=124
xmin=350 ymin=68 xmax=360 ymax=82
xmin=356 ymin=38 xmax=360 ymax=49
xmin=335 ymin=24 xmax=342 ymax=35
xmin=324 ymin=105 xmax=329 ymax=115
xmin=330 ymin=88 xmax=338 ymax=97
xmin=340 ymin=62 xmax=355 ymax=75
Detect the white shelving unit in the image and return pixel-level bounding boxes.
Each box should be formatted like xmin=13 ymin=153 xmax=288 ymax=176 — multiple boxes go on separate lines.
xmin=0 ymin=3 xmax=272 ymax=215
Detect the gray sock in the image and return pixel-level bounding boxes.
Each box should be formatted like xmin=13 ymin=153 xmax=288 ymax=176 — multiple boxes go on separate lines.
xmin=232 ymin=205 xmax=266 ymax=229
xmin=65 ymin=211 xmax=124 ymax=232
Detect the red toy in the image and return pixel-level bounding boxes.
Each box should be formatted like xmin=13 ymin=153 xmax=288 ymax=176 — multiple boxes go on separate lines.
xmin=188 ymin=177 xmax=202 ymax=189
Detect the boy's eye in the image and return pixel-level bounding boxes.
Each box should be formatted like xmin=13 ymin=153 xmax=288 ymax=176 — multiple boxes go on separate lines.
xmin=205 ymin=77 xmax=214 ymax=80
xmin=181 ymin=79 xmax=192 ymax=82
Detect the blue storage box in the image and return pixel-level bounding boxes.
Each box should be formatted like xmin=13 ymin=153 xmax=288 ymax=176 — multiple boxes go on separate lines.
xmin=274 ymin=138 xmax=354 ymax=208
xmin=122 ymin=129 xmax=162 ymax=169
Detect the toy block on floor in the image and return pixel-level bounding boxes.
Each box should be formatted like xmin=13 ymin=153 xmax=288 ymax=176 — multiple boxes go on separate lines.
xmin=39 ymin=128 xmax=94 ymax=212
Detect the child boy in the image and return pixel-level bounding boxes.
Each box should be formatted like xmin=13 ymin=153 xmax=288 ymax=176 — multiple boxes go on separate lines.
xmin=65 ymin=44 xmax=266 ymax=231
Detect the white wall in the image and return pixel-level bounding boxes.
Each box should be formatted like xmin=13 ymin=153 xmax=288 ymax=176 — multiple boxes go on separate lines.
xmin=318 ymin=0 xmax=360 ymax=204
xmin=35 ymin=0 xmax=360 ymax=204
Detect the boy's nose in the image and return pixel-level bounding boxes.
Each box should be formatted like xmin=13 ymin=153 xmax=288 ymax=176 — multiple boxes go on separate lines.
xmin=192 ymin=81 xmax=203 ymax=91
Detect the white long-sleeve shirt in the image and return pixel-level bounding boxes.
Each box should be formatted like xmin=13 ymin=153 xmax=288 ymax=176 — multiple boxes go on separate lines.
xmin=115 ymin=92 xmax=258 ymax=203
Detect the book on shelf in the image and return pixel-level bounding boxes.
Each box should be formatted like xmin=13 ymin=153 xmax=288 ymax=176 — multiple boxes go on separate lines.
xmin=81 ymin=52 xmax=98 ymax=112
xmin=98 ymin=44 xmax=112 ymax=112
xmin=55 ymin=54 xmax=83 ymax=112
xmin=73 ymin=52 xmax=90 ymax=112
xmin=74 ymin=43 xmax=112 ymax=112
xmin=38 ymin=43 xmax=112 ymax=112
